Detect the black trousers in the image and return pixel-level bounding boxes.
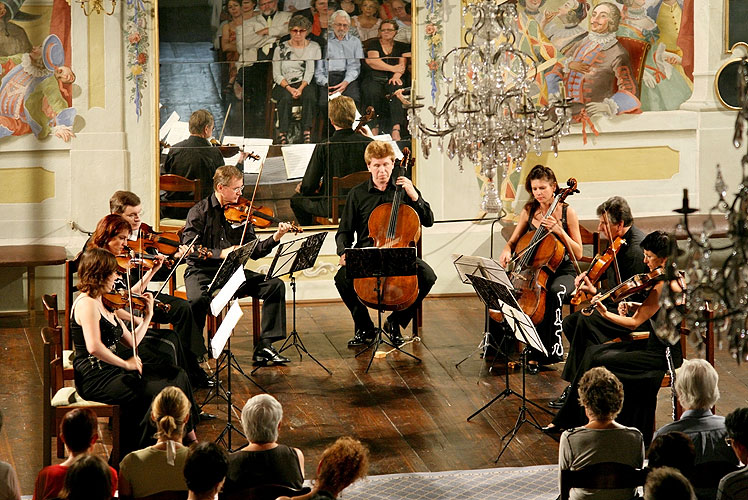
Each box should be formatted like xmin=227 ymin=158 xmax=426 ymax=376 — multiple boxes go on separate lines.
xmin=185 ymin=268 xmax=286 ymax=347
xmin=152 ymin=292 xmax=207 ymax=360
xmin=361 ymin=75 xmax=406 ymax=133
xmin=272 ymin=82 xmax=317 ymax=134
xmin=334 ymin=257 xmax=436 ymax=332
xmin=318 ymin=71 xmax=361 ymax=107
xmin=290 ymin=193 xmax=328 ymax=226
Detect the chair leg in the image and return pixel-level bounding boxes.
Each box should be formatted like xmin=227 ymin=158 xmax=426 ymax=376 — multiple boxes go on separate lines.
xmin=252 ymin=297 xmax=260 ymax=347
xmin=110 ymin=411 xmax=120 ymax=467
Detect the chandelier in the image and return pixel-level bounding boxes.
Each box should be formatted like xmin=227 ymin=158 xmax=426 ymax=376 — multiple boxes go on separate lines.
xmin=657 ymin=57 xmax=748 ymax=363
xmin=407 ymin=0 xmax=572 ymax=213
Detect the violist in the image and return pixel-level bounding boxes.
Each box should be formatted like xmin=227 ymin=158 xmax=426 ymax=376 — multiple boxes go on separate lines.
xmin=498 ymin=165 xmax=584 ymax=371
xmin=334 ymin=140 xmax=436 ymax=347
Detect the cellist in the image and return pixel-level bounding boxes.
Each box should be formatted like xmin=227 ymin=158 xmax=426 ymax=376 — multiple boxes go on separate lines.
xmin=335 ymin=140 xmax=436 ymax=347
xmin=498 ymin=165 xmax=583 ymax=372
xmin=550 ymin=196 xmax=649 ymax=409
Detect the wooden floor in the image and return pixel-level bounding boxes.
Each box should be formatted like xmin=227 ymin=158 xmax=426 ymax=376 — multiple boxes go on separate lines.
xmin=2 ymin=296 xmax=747 ymax=494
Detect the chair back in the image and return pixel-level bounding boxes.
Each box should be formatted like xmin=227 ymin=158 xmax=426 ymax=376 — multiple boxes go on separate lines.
xmin=64 ymin=253 xmax=82 ymax=350
xmin=160 ymin=174 xmax=202 ymax=208
xmin=331 ymin=170 xmax=371 ymax=223
xmin=560 ymin=462 xmax=648 ymax=500
xmin=690 ymin=460 xmax=739 ymax=489
xmin=42 ymin=326 xmax=66 ymax=397
xmin=220 ymin=484 xmax=311 ymax=500
xmin=43 ymin=294 xmax=59 ymax=328
xmin=136 ymin=490 xmax=189 ymax=500
xmin=616 ymin=36 xmax=650 ymax=98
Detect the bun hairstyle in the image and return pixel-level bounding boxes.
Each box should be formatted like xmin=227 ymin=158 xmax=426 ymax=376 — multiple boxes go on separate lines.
xmin=153 ymin=386 xmax=190 ymax=441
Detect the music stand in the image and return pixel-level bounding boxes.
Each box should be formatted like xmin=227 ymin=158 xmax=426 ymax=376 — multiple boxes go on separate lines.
xmin=345 ymin=247 xmax=422 ymax=373
xmin=464 ymin=274 xmax=554 ymax=463
xmin=453 ymin=254 xmax=512 ymax=369
xmin=252 ymin=232 xmax=331 ymax=375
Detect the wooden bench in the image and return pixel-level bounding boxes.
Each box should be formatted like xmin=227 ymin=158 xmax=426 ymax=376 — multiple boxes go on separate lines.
xmin=0 ymin=245 xmax=66 ymax=313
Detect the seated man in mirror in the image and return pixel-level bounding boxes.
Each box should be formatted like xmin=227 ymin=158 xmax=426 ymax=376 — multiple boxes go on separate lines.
xmin=334 ymin=140 xmax=436 ymax=347
xmin=314 ymin=10 xmax=363 ymax=111
xmin=290 ymin=95 xmax=372 ymax=226
xmin=182 ymin=165 xmax=293 ymax=365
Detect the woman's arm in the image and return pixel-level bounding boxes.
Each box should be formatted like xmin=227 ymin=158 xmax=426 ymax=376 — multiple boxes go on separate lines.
xmin=221 ymin=23 xmax=237 ymax=53
xmin=294 ymin=447 xmax=305 ymax=479
xmin=117 ymin=469 xmax=132 ymax=499
xmin=498 ymin=209 xmax=530 ymax=267
xmin=75 ymin=297 xmax=141 ymax=372
xmin=365 ymin=49 xmax=403 ymax=73
xmin=115 ymin=295 xmax=153 ymax=349
xmin=594 ymin=282 xmax=664 ymax=330
xmin=128 ymin=255 xmax=165 ymax=295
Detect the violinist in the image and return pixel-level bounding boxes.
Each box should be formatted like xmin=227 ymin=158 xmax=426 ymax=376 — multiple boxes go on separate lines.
xmin=182 ymin=165 xmax=293 ymax=365
xmin=109 ymin=190 xmax=214 ymax=389
xmin=290 ymin=95 xmax=373 ymax=226
xmin=335 ymin=140 xmax=436 ymax=347
xmin=543 ymin=231 xmax=684 ymax=445
xmin=498 ymin=165 xmax=583 ymax=370
xmin=551 ymin=196 xmax=648 ymax=408
xmin=162 ymin=109 xmax=250 ymax=218
xmin=71 ymin=248 xmax=200 ymax=458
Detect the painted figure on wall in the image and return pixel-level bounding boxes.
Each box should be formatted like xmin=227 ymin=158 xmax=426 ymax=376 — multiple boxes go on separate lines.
xmin=0 ymin=34 xmax=76 ymax=141
xmin=0 ymin=0 xmax=36 ymax=57
xmin=516 ymin=0 xmax=563 ymax=105
xmin=543 ymin=0 xmax=589 ymax=55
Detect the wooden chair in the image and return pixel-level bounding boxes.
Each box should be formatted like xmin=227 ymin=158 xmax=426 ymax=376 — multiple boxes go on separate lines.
xmin=160 ymin=174 xmax=202 ymax=231
xmin=330 ymin=170 xmax=371 ymax=223
xmin=134 ymin=490 xmax=189 ymax=500
xmin=41 ymin=326 xmax=120 ymax=467
xmin=219 ymin=484 xmax=311 ymax=500
xmin=559 ymin=462 xmax=648 ymax=500
xmin=689 ymin=460 xmax=739 ymax=490
xmin=617 ymin=36 xmax=651 ymax=98
xmin=64 ymin=253 xmax=82 ymax=350
xmin=43 ymin=294 xmax=74 ymax=379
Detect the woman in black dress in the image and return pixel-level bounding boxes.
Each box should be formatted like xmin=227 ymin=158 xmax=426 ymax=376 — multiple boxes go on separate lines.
xmin=71 ymin=248 xmax=199 ymax=457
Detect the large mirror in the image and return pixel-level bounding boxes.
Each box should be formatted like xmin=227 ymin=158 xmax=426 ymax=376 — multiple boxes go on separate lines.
xmin=157 ymin=0 xmax=414 ymax=230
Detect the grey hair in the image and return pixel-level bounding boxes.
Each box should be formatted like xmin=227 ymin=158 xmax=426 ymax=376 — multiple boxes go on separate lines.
xmin=240 ymin=394 xmax=283 ymax=444
xmin=330 ymin=9 xmax=351 ymax=24
xmin=674 ymin=359 xmax=720 ymax=410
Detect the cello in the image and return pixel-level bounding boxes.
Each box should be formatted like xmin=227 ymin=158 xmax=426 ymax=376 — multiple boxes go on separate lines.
xmin=505 ymin=178 xmax=579 ymax=324
xmin=353 ymin=149 xmax=420 ymax=311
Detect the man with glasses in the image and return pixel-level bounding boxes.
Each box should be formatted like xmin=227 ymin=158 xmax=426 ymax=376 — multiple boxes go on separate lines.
xmin=390 ymin=0 xmax=411 ymax=43
xmin=182 ymin=165 xmax=294 ymax=365
xmin=718 ymin=408 xmax=748 ymax=500
xmin=314 ymin=10 xmax=363 ymax=107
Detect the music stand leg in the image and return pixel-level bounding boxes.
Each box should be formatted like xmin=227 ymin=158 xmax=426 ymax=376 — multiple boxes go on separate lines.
xmin=214 ymin=338 xmax=248 ymax=452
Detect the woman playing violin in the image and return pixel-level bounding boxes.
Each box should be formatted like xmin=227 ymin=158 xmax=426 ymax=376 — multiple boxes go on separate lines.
xmin=498 ymin=165 xmax=583 ymax=369
xmin=71 ymin=248 xmax=200 ymax=458
xmin=544 ymin=231 xmax=685 ymax=445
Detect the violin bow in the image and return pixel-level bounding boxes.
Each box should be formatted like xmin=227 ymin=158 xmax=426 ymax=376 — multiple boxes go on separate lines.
xmin=123 ymin=267 xmax=139 ymax=364
xmin=218 ymin=103 xmax=231 ymax=144
xmin=238 ymin=157 xmax=265 ymax=247
xmin=155 ymin=236 xmax=199 ymax=297
xmin=603 ymin=210 xmax=623 ymax=284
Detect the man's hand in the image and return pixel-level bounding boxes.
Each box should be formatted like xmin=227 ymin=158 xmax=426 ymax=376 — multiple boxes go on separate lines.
xmin=395 ymin=176 xmax=418 ymax=201
xmin=329 ymin=80 xmax=349 ymax=94
xmin=339 ymin=254 xmax=346 ymax=266
xmin=237 ymin=151 xmax=251 ymax=163
xmin=273 ymin=222 xmax=293 ymax=241
xmin=568 ymin=60 xmax=590 ymax=73
xmin=295 ymin=181 xmax=302 ymax=194
xmin=220 ymin=245 xmax=240 ymax=259
xmin=257 ymin=27 xmax=269 ymax=36
xmin=574 ymin=273 xmax=597 ymax=295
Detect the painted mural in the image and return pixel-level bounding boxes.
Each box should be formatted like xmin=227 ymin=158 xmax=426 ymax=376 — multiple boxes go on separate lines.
xmin=0 ymin=0 xmax=76 ymax=142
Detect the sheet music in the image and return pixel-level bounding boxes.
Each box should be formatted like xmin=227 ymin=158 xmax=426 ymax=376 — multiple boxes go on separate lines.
xmin=282 ymin=144 xmax=317 ymax=179
xmin=210 ymin=299 xmax=243 ymax=358
xmin=372 ymin=133 xmax=403 ymax=159
xmin=210 ymin=267 xmax=246 ymax=316
xmin=159 ymin=111 xmax=180 ymax=141
xmin=452 ymin=254 xmax=513 ymax=289
xmin=163 ymin=121 xmax=191 ymax=150
xmin=222 ymin=137 xmax=273 ymax=173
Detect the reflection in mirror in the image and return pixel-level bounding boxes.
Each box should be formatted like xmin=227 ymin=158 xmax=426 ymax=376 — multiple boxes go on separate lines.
xmin=157 ymin=0 xmax=413 ymax=230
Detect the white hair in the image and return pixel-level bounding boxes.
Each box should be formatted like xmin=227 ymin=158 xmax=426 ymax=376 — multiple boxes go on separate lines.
xmin=674 ymin=359 xmax=720 ymax=410
xmin=330 ymin=9 xmax=351 ymax=24
xmin=240 ymin=394 xmax=283 ymax=444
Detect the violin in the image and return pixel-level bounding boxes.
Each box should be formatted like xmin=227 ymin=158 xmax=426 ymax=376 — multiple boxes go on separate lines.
xmin=116 ymin=253 xmax=155 ymax=274
xmin=570 ymin=236 xmax=626 ymax=307
xmin=132 ymin=223 xmax=181 ymax=255
xmin=224 ymin=197 xmax=303 ymax=234
xmin=353 ymin=148 xmax=420 ymax=311
xmin=102 ymin=290 xmax=171 ymax=313
xmin=580 ymin=267 xmax=665 ymax=316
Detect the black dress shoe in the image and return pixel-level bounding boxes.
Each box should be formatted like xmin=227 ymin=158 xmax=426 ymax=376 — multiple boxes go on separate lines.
xmin=253 ymin=346 xmax=291 ymax=365
xmin=526 ymin=360 xmax=539 ymax=375
xmin=199 ymin=411 xmax=217 ymax=421
xmin=347 ymin=329 xmax=376 ymax=347
xmin=548 ymin=384 xmax=571 ymax=409
xmin=191 ymin=369 xmax=217 ymax=389
xmin=384 ymin=319 xmax=404 ymax=346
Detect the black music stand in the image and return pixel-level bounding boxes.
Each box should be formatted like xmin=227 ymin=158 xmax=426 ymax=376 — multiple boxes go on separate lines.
xmin=252 ymin=232 xmax=331 ymax=375
xmin=345 ymin=247 xmax=421 ymax=373
xmin=464 ymin=274 xmax=554 ymax=463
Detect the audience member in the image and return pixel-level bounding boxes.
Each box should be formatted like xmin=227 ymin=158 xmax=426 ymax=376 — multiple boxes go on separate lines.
xmin=647 ymin=431 xmax=696 ymax=478
xmin=654 ymin=359 xmax=737 ymax=466
xmin=717 ymin=407 xmax=748 ymax=500
xmin=58 ymin=455 xmax=113 ymax=500
xmin=390 ymin=0 xmax=411 ymax=43
xmin=278 ymin=436 xmax=368 ymax=500
xmin=0 ymin=409 xmax=21 ymax=500
xmin=339 ymin=0 xmax=359 ymax=16
xmin=184 ymin=442 xmax=228 ymax=500
xmin=33 ymin=409 xmax=117 ymax=500
xmin=284 ymin=0 xmax=311 ymax=12
xmin=220 ymin=0 xmax=246 ymax=96
xmin=558 ymin=367 xmax=645 ymax=500
xmin=315 ymin=10 xmax=363 ymax=107
xmin=224 ymin=394 xmax=304 ymax=493
xmin=645 ymin=466 xmax=697 ymax=500
xmin=119 ymin=387 xmax=191 ymax=499
xmin=351 ymin=0 xmax=381 ymax=42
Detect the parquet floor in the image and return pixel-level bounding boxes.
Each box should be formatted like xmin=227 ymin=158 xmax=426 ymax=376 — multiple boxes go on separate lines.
xmin=1 ymin=296 xmax=747 ymax=494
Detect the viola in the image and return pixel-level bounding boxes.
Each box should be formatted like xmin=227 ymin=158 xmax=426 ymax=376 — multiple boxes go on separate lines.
xmin=354 ymin=106 xmax=376 ymax=136
xmin=507 ymin=178 xmax=579 ymax=324
xmin=580 ymin=267 xmax=665 ymax=316
xmin=570 ymin=236 xmax=626 ymax=307
xmin=102 ymin=290 xmax=171 ymax=313
xmin=132 ymin=223 xmax=181 ymax=255
xmin=224 ymin=197 xmax=303 ymax=234
xmin=353 ymin=148 xmax=420 ymax=311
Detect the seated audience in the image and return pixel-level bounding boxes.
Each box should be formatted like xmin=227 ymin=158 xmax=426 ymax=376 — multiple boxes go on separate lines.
xmin=351 ymin=0 xmax=381 ymax=42
xmin=558 ymin=367 xmax=645 ymax=500
xmin=184 ymin=442 xmax=228 ymax=500
xmin=717 ymin=407 xmax=748 ymax=500
xmin=278 ymin=436 xmax=368 ymax=500
xmin=224 ymin=394 xmax=304 ymax=493
xmin=645 ymin=466 xmax=697 ymax=500
xmin=0 ymin=409 xmax=20 ymax=500
xmin=390 ymin=0 xmax=411 ymax=43
xmin=33 ymin=409 xmax=117 ymax=500
xmin=647 ymin=431 xmax=696 ymax=478
xmin=58 ymin=455 xmax=113 ymax=500
xmin=119 ymin=387 xmax=191 ymax=498
xmin=314 ymin=10 xmax=363 ymax=109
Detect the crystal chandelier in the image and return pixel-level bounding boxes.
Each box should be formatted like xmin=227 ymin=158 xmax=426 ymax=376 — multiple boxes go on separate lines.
xmin=407 ymin=0 xmax=572 ymax=213
xmin=657 ymin=57 xmax=748 ymax=363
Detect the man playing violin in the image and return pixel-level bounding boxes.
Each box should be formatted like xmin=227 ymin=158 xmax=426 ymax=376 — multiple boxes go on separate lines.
xmin=163 ymin=109 xmax=250 ymax=219
xmin=290 ymin=95 xmax=372 ymax=226
xmin=549 ymin=196 xmax=648 ymax=408
xmin=182 ymin=165 xmax=293 ymax=365
xmin=109 ymin=190 xmax=214 ymax=389
xmin=335 ymin=140 xmax=436 ymax=347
